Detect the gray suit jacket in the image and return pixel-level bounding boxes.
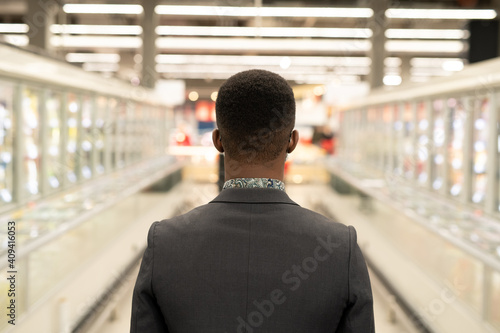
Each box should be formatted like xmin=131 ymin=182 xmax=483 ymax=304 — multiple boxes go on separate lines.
xmin=131 ymin=188 xmax=374 ymax=333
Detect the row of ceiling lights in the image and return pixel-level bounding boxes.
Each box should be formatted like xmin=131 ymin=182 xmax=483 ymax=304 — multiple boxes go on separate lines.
xmin=59 ymin=4 xmax=497 ymax=20
xmin=0 ymin=24 xmax=470 ymax=39
xmin=1 ymin=4 xmax=486 ymax=85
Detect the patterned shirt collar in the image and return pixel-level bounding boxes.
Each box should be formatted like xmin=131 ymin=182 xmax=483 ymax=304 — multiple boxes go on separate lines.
xmin=223 ymin=178 xmax=285 ymax=191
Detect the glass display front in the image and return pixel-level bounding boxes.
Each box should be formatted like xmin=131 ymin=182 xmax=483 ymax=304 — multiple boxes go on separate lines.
xmin=143 ymin=105 xmax=155 ymax=159
xmin=415 ymin=102 xmax=429 ymax=186
xmin=431 ymin=99 xmax=446 ymax=191
xmin=81 ymin=96 xmax=93 ymax=180
xmin=0 ymin=81 xmax=15 ymax=205
xmin=402 ymin=103 xmax=414 ymax=180
xmin=115 ymin=100 xmax=127 ymax=168
xmin=382 ymin=105 xmax=393 ymax=171
xmin=393 ymin=105 xmax=403 ymax=176
xmin=22 ymin=88 xmax=41 ymax=198
xmin=95 ymin=96 xmax=107 ymax=174
xmin=108 ymin=97 xmax=118 ymax=170
xmin=45 ymin=91 xmax=63 ymax=191
xmin=448 ymin=98 xmax=466 ymax=197
xmin=132 ymin=103 xmax=143 ymax=162
xmin=366 ymin=108 xmax=378 ymax=168
xmin=471 ymin=97 xmax=489 ymax=204
xmin=66 ymin=93 xmax=79 ymax=184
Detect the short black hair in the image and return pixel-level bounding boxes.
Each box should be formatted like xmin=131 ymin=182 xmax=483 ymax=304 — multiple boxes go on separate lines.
xmin=215 ymin=69 xmax=296 ymax=164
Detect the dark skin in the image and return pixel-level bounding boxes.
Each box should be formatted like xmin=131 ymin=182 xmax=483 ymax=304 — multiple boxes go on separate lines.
xmin=212 ymin=128 xmax=300 ymax=182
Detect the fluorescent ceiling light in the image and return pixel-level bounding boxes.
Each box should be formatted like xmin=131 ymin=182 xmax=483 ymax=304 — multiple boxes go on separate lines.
xmin=51 ymin=36 xmax=142 ymax=48
xmin=155 ymin=5 xmax=373 ymax=18
xmin=442 ymin=60 xmax=464 ymax=72
xmin=155 ymin=64 xmax=370 ymax=76
xmin=51 ymin=25 xmax=142 ymax=35
xmin=0 ymin=24 xmax=28 ymax=33
xmin=156 ymin=37 xmax=371 ymax=52
xmin=82 ymin=62 xmax=120 ymax=72
xmin=158 ymin=70 xmax=358 ymax=84
xmin=1 ymin=35 xmax=28 ymax=46
xmin=155 ymin=54 xmax=371 ymax=67
xmin=385 ymin=29 xmax=468 ymax=39
xmin=156 ymin=64 xmax=331 ymax=74
xmin=66 ymin=53 xmax=121 ymax=63
xmin=411 ymin=57 xmax=465 ymax=67
xmin=410 ymin=58 xmax=465 ymax=72
xmin=385 ymin=40 xmax=465 ymax=53
xmin=383 ymin=75 xmax=402 ymax=86
xmin=386 ymin=8 xmax=497 ymax=20
xmin=63 ymin=4 xmax=143 ymax=14
xmin=156 ymin=26 xmax=371 ymax=38
xmin=410 ymin=69 xmax=453 ymax=77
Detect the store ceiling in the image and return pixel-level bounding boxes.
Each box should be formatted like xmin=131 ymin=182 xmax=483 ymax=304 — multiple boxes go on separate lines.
xmin=0 ymin=0 xmax=499 ymax=96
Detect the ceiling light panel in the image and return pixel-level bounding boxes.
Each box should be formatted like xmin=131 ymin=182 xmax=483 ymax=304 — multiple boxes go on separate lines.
xmin=386 ymin=8 xmax=497 ymax=20
xmin=65 ymin=53 xmax=121 ymax=63
xmin=51 ymin=25 xmax=142 ymax=35
xmin=155 ymin=5 xmax=373 ymax=18
xmin=156 ymin=37 xmax=371 ymax=52
xmin=156 ymin=64 xmax=331 ymax=74
xmin=158 ymin=71 xmax=357 ymax=84
xmin=0 ymin=24 xmax=28 ymax=33
xmin=385 ymin=29 xmax=469 ymax=39
xmin=51 ymin=36 xmax=142 ymax=48
xmin=155 ymin=54 xmax=371 ymax=67
xmin=1 ymin=35 xmax=28 ymax=46
xmin=410 ymin=57 xmax=465 ymax=67
xmin=156 ymin=26 xmax=372 ymax=38
xmin=385 ymin=40 xmax=465 ymax=53
xmin=82 ymin=62 xmax=120 ymax=72
xmin=63 ymin=4 xmax=143 ymax=15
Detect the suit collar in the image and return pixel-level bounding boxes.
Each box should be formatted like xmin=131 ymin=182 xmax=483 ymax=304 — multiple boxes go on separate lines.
xmin=210 ymin=188 xmax=299 ymax=205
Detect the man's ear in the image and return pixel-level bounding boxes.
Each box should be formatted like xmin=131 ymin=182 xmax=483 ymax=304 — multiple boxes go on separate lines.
xmin=287 ymin=129 xmax=299 ymax=153
xmin=212 ymin=128 xmax=224 ymax=153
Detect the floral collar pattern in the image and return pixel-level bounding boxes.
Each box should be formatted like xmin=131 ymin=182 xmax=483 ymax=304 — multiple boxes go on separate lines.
xmin=222 ymin=178 xmax=285 ymax=191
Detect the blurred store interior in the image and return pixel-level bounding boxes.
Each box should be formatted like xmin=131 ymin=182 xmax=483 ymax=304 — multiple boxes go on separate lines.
xmin=0 ymin=0 xmax=500 ymax=332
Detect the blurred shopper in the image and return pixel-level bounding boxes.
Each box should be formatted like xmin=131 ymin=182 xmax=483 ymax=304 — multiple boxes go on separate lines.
xmin=131 ymin=70 xmax=374 ymax=333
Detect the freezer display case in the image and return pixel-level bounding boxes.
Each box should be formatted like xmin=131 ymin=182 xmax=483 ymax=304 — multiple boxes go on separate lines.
xmin=366 ymin=108 xmax=378 ymax=169
xmin=402 ymin=103 xmax=414 ymax=180
xmin=115 ymin=100 xmax=127 ymax=168
xmin=66 ymin=93 xmax=79 ymax=184
xmin=336 ymin=56 xmax=500 ymax=333
xmin=22 ymin=88 xmax=41 ymax=198
xmin=45 ymin=91 xmax=63 ymax=191
xmin=415 ymin=102 xmax=429 ymax=186
xmin=382 ymin=105 xmax=393 ymax=171
xmin=81 ymin=95 xmax=93 ymax=180
xmin=132 ymin=103 xmax=143 ymax=162
xmin=393 ymin=104 xmax=404 ymax=175
xmin=471 ymin=97 xmax=489 ymax=205
xmin=448 ymin=97 xmax=466 ymax=197
xmin=0 ymin=81 xmax=14 ymax=205
xmin=431 ymin=99 xmax=446 ymax=192
xmin=108 ymin=97 xmax=118 ymax=170
xmin=94 ymin=96 xmax=107 ymax=175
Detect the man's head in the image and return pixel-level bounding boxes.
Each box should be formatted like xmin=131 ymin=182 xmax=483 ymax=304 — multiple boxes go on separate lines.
xmin=213 ymin=69 xmax=297 ymax=165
